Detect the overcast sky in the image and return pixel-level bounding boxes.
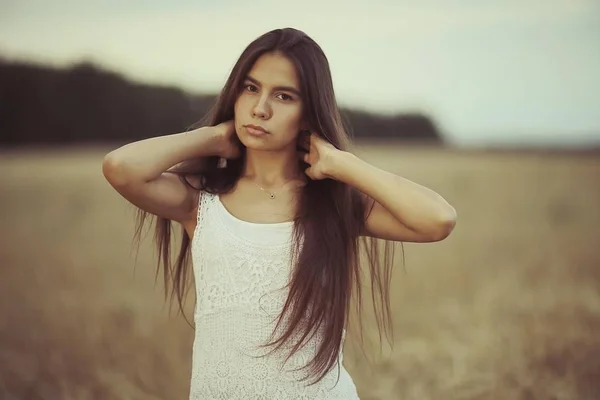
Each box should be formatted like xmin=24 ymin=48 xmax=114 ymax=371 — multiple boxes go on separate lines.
xmin=2 ymin=0 xmax=599 ymax=146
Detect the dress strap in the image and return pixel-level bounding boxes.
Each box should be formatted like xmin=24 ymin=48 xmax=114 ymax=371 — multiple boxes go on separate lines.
xmin=196 ymin=190 xmax=214 ymax=228
xmin=195 ymin=190 xmax=203 ymax=226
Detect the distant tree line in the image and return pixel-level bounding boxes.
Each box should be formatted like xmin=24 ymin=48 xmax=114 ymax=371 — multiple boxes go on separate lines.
xmin=0 ymin=59 xmax=443 ymax=146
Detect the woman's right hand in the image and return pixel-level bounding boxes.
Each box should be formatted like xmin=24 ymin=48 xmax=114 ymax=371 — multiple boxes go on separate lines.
xmin=213 ymin=120 xmax=242 ymax=159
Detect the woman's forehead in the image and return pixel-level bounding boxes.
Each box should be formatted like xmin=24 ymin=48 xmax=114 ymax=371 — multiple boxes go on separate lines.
xmin=246 ymin=53 xmax=300 ymax=90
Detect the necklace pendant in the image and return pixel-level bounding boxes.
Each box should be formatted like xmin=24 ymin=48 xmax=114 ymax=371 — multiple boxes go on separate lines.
xmin=269 ymin=193 xmax=276 ymax=199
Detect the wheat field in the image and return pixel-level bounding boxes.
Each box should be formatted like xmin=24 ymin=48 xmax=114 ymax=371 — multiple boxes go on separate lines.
xmin=1 ymin=144 xmax=599 ymax=400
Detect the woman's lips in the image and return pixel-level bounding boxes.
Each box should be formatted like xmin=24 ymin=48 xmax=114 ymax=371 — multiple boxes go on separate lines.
xmin=245 ymin=124 xmax=269 ymax=136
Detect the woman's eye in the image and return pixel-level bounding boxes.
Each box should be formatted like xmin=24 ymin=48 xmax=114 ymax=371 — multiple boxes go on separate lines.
xmin=245 ymin=84 xmax=258 ymax=92
xmin=277 ymin=93 xmax=292 ymax=101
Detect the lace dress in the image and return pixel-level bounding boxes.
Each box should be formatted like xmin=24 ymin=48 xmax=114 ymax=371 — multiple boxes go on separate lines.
xmin=189 ymin=192 xmax=360 ymax=399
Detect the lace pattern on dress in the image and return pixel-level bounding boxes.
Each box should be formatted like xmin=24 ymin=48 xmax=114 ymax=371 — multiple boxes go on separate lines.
xmin=188 ymin=192 xmax=359 ymax=399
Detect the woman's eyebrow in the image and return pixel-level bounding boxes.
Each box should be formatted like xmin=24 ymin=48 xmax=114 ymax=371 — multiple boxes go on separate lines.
xmin=246 ymin=75 xmax=302 ymax=97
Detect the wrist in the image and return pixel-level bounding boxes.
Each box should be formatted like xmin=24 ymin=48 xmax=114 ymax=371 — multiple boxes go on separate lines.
xmin=326 ymin=150 xmax=355 ymax=180
xmin=190 ymin=126 xmax=227 ymax=157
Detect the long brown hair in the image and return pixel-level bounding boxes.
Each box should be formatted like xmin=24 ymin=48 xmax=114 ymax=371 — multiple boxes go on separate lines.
xmin=134 ymin=27 xmax=400 ymax=385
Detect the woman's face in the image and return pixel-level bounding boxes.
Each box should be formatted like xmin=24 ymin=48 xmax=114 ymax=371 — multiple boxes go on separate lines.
xmin=234 ymin=52 xmax=306 ymax=152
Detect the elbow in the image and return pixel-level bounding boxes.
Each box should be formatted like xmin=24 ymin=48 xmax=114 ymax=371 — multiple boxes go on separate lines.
xmin=431 ymin=208 xmax=457 ymax=242
xmin=102 ymin=153 xmax=132 ymax=188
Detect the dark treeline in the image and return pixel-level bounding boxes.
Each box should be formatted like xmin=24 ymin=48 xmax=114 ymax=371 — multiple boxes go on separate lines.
xmin=0 ymin=59 xmax=442 ymax=146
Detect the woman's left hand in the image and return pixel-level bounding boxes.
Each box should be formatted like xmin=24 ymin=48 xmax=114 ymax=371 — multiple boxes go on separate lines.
xmin=300 ymin=131 xmax=342 ymax=180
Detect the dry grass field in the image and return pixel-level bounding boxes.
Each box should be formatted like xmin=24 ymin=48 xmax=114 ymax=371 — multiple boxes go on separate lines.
xmin=1 ymin=144 xmax=599 ymax=400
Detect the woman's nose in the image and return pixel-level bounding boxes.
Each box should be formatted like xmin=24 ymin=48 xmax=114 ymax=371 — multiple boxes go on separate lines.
xmin=252 ymin=97 xmax=270 ymax=119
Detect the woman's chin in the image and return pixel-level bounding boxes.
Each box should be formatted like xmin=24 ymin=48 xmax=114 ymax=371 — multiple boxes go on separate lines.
xmin=240 ymin=134 xmax=271 ymax=149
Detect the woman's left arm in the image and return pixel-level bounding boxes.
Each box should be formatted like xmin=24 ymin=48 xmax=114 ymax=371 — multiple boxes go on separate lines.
xmin=303 ymin=134 xmax=457 ymax=243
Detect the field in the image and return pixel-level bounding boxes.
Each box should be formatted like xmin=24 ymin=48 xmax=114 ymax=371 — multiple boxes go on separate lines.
xmin=1 ymin=144 xmax=599 ymax=400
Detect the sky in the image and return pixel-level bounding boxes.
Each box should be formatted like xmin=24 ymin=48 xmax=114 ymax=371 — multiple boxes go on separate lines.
xmin=1 ymin=0 xmax=599 ymax=146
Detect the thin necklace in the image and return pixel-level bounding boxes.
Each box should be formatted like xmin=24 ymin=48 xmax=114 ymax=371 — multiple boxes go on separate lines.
xmin=250 ymin=181 xmax=286 ymax=199
xmin=250 ymin=177 xmax=301 ymax=200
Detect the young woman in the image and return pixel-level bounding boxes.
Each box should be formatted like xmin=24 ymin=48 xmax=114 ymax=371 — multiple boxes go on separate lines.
xmin=103 ymin=28 xmax=456 ymax=399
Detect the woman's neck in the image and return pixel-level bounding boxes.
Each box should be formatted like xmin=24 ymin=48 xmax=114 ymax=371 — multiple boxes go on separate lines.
xmin=242 ymin=148 xmax=304 ymax=187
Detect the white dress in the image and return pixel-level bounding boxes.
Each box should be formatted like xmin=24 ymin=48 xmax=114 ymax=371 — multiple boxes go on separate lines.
xmin=189 ymin=192 xmax=360 ymax=399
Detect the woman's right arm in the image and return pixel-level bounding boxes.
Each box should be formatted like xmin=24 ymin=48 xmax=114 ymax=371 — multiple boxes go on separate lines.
xmin=102 ymin=123 xmax=237 ymax=223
